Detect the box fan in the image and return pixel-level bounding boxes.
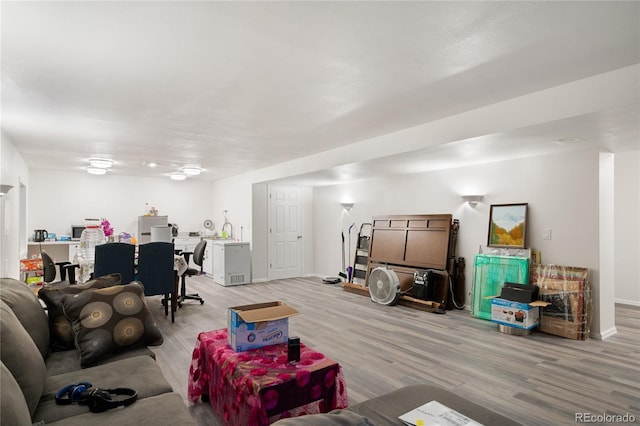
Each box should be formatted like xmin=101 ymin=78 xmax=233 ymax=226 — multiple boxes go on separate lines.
xmin=368 ymin=267 xmax=401 ymax=305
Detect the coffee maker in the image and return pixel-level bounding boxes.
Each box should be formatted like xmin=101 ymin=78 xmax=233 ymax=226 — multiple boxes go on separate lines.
xmin=34 ymin=229 xmax=48 ymax=242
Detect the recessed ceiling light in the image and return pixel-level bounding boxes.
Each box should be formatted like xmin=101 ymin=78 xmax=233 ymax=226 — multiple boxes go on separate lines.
xmin=169 ymin=172 xmax=187 ymax=181
xmin=147 ymin=162 xmax=158 ymax=168
xmin=88 ymin=158 xmax=113 ymax=168
xmin=182 ymin=166 xmax=202 ymax=176
xmin=87 ymin=167 xmax=107 ymax=175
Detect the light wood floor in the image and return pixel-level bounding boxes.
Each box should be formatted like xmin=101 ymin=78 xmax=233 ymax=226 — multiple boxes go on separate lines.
xmin=147 ymin=275 xmax=640 ymax=425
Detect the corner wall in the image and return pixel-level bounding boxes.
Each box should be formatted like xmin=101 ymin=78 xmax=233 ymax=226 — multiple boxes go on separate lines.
xmin=614 ymin=150 xmax=640 ymax=306
xmin=27 ymin=169 xmax=214 ymax=239
xmin=0 ymin=133 xmax=30 ymax=279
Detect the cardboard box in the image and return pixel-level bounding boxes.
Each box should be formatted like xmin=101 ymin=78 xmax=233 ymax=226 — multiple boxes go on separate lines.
xmin=228 ymin=301 xmax=299 ymax=352
xmin=490 ymin=298 xmax=546 ymax=330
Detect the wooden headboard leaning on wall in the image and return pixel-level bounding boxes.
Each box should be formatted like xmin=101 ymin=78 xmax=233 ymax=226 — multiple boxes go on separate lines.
xmin=344 ymin=214 xmax=462 ymax=312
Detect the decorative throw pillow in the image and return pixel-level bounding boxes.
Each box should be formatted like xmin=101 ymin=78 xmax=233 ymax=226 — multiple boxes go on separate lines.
xmin=60 ymin=281 xmax=163 ymax=367
xmin=38 ymin=273 xmax=122 ymax=351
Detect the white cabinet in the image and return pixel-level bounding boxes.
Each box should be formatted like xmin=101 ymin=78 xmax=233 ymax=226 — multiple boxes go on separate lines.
xmin=68 ymin=243 xmax=82 ymax=263
xmin=202 ymin=241 xmax=214 ymax=277
xmin=212 ymin=242 xmax=250 ymax=286
xmin=138 ymin=215 xmax=168 ymax=244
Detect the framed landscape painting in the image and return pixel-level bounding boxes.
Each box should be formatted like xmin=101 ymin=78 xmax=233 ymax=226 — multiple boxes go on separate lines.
xmin=488 ymin=203 xmax=528 ymax=248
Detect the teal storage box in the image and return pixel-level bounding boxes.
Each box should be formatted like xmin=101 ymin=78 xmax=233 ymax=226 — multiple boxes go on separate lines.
xmin=471 ymin=254 xmax=530 ymax=320
xmin=227 ymin=301 xmax=299 ymax=352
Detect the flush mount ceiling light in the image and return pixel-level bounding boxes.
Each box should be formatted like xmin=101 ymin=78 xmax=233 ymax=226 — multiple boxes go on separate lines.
xmin=181 ymin=166 xmax=202 ymax=176
xmin=87 ymin=167 xmax=108 ymax=175
xmin=169 ymin=172 xmax=187 ymax=181
xmin=88 ymin=158 xmax=113 ymax=169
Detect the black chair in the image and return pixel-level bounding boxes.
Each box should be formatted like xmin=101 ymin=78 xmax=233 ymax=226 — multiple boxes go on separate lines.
xmin=94 ymin=243 xmax=135 ymax=284
xmin=41 ymin=251 xmax=79 ymax=284
xmin=136 ymin=242 xmax=176 ymax=323
xmin=178 ymin=240 xmax=206 ymax=305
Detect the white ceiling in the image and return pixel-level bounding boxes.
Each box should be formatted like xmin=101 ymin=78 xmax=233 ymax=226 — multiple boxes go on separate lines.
xmin=2 ymin=1 xmax=639 ymax=185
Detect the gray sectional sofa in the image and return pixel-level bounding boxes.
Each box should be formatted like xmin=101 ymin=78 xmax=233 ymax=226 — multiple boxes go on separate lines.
xmin=274 ymin=384 xmax=522 ymax=425
xmin=0 ymin=277 xmax=195 ymax=426
xmin=1 ymin=275 xmax=521 ymax=426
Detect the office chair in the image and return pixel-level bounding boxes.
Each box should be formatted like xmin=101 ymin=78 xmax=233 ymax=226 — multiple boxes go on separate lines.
xmin=41 ymin=251 xmax=79 ymax=285
xmin=136 ymin=242 xmax=176 ymax=322
xmin=94 ymin=243 xmax=135 ymax=284
xmin=178 ymin=239 xmax=206 ymax=305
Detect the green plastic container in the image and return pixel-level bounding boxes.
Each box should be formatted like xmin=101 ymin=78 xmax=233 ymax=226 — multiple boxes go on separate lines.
xmin=471 ymin=254 xmax=530 ymax=320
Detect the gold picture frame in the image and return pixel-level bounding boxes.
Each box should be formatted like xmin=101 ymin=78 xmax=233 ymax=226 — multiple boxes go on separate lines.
xmin=488 ymin=203 xmax=528 ymax=248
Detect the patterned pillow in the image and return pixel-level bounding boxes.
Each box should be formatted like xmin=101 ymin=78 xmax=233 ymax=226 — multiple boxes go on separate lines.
xmin=60 ymin=281 xmax=163 ymax=367
xmin=38 ymin=273 xmax=122 ymax=351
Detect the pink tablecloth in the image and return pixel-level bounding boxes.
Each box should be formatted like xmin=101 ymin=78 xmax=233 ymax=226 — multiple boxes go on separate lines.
xmin=188 ymin=329 xmax=348 ymax=425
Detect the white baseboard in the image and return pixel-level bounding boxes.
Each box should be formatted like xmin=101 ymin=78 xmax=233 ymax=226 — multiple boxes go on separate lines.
xmin=615 ymin=298 xmax=640 ymax=307
xmin=591 ymin=326 xmax=618 ymax=340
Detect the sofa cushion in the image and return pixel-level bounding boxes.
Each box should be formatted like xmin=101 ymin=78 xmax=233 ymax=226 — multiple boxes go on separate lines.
xmin=38 ymin=273 xmax=122 ymax=351
xmin=347 ymin=384 xmax=522 ymax=426
xmin=44 ymin=345 xmax=156 ymax=376
xmin=273 ymin=410 xmax=375 ymax=425
xmin=0 ymin=278 xmax=51 ymax=359
xmin=44 ymin=392 xmax=197 ymax=426
xmin=59 ymin=282 xmax=163 ymax=367
xmin=34 ymin=355 xmax=174 ymax=424
xmin=0 ymin=300 xmax=47 ymax=417
xmin=0 ymin=361 xmax=33 ymax=426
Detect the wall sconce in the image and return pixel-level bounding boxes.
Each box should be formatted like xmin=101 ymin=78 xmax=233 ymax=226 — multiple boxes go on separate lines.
xmin=461 ymin=195 xmax=484 ymax=207
xmin=341 ymin=202 xmax=354 ymax=212
xmin=0 ymin=184 xmax=14 ymax=196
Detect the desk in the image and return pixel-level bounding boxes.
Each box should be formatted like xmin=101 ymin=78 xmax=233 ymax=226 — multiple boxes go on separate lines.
xmin=188 ymin=329 xmax=348 ymax=425
xmin=27 ymin=241 xmax=82 ymax=281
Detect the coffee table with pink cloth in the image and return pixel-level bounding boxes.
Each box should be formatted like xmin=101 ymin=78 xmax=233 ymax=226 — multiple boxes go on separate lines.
xmin=188 ymin=328 xmax=348 ymax=425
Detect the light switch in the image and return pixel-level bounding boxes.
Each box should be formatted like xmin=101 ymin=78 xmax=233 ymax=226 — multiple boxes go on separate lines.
xmin=543 ymin=228 xmax=552 ymax=240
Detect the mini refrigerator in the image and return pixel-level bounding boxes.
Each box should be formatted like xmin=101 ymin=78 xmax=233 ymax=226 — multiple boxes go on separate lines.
xmin=213 ymin=241 xmax=251 ymax=286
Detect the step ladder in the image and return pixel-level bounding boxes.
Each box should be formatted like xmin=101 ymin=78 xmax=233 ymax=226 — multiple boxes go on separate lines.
xmin=351 ymin=223 xmax=371 ymax=285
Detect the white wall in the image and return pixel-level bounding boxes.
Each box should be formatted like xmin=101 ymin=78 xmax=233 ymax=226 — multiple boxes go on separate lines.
xmin=614 ymin=150 xmax=640 ymax=306
xmin=313 ymin=149 xmax=626 ymax=338
xmin=28 ymin=169 xmax=214 ymax=240
xmin=0 ymin=133 xmax=30 ymax=279
xmin=313 ymin=149 xmax=600 ymax=279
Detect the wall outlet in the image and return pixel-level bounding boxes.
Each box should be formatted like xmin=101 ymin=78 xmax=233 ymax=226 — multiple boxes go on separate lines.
xmin=543 ymin=228 xmax=552 ymax=240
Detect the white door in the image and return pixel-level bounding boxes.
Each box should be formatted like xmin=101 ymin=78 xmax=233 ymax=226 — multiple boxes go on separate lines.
xmin=268 ymin=186 xmax=302 ymax=279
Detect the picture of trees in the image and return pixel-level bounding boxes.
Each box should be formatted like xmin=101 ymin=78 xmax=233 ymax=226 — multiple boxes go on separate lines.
xmin=488 ymin=203 xmax=528 ymax=248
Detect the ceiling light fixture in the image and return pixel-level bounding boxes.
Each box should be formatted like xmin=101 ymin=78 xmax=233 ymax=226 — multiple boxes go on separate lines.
xmin=169 ymin=172 xmax=187 ymax=181
xmin=147 ymin=162 xmax=158 ymax=168
xmin=88 ymin=158 xmax=113 ymax=169
xmin=87 ymin=167 xmax=108 ymax=175
xmin=182 ymin=166 xmax=202 ymax=176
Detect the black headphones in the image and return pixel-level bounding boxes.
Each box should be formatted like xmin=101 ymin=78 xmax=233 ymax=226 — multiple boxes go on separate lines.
xmin=55 ymin=382 xmax=92 ymax=404
xmin=55 ymin=383 xmax=138 ymax=413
